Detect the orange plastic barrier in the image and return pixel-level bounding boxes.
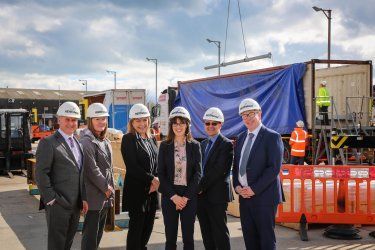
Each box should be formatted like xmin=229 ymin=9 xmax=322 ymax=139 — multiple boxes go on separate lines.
xmin=276 ymin=165 xmax=375 ymax=225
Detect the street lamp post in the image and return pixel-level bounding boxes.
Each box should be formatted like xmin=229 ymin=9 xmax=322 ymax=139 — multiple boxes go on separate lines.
xmin=106 ymin=70 xmax=117 ymax=128
xmin=106 ymin=70 xmax=117 ymax=89
xmin=206 ymin=38 xmax=221 ymax=75
xmin=146 ymin=58 xmax=158 ymax=105
xmin=79 ymin=79 xmax=88 ymax=92
xmin=313 ymin=6 xmax=332 ymax=68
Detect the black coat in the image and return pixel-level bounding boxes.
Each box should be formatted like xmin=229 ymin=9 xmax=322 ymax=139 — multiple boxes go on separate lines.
xmin=121 ymin=133 xmax=158 ymax=212
xmin=199 ymin=133 xmax=234 ymax=204
xmin=158 ymin=139 xmax=202 ymax=200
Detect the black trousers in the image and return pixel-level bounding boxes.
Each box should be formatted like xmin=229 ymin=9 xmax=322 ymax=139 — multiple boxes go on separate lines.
xmin=127 ymin=206 xmax=157 ymax=250
xmin=45 ymin=203 xmax=80 ymax=250
xmin=81 ymin=207 xmax=109 ymax=250
xmin=162 ymin=195 xmax=197 ymax=250
xmin=319 ymin=106 xmax=329 ymax=125
xmin=290 ymin=156 xmax=304 ymax=165
xmin=197 ymin=198 xmax=230 ymax=250
xmin=239 ymin=200 xmax=278 ymax=250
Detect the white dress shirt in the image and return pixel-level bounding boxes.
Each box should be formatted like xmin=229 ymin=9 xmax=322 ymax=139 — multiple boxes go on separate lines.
xmin=238 ymin=123 xmax=262 ymax=187
xmin=58 ymin=129 xmax=82 ymax=169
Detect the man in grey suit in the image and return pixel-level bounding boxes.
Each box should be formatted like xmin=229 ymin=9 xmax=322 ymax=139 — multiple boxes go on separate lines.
xmin=36 ymin=101 xmax=88 ymax=250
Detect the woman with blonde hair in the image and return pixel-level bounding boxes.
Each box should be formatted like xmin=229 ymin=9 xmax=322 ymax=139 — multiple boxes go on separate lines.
xmin=158 ymin=107 xmax=202 ymax=250
xmin=80 ymin=103 xmax=115 ymax=250
xmin=121 ymin=103 xmax=159 ymax=250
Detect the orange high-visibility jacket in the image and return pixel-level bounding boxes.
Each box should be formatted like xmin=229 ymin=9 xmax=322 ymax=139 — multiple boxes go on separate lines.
xmin=289 ymin=127 xmax=307 ymax=157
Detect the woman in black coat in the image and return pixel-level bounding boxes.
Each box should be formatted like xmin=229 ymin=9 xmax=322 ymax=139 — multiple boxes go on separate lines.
xmin=158 ymin=107 xmax=202 ymax=250
xmin=121 ymin=103 xmax=159 ymax=250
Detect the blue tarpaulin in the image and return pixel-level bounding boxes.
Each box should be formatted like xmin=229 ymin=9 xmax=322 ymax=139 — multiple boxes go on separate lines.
xmin=175 ymin=63 xmax=307 ymax=138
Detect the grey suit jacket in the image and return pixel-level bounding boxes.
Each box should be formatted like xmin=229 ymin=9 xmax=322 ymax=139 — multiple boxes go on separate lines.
xmin=35 ymin=131 xmax=85 ymax=210
xmin=80 ymin=129 xmax=115 ymax=210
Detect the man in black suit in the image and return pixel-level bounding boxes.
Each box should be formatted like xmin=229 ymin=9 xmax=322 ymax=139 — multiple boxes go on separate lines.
xmin=197 ymin=107 xmax=234 ymax=250
xmin=233 ymin=98 xmax=284 ymax=250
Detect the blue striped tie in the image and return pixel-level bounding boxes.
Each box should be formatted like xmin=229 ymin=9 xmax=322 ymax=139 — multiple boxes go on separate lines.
xmin=203 ymin=139 xmax=213 ymax=172
xmin=239 ymin=133 xmax=254 ymax=176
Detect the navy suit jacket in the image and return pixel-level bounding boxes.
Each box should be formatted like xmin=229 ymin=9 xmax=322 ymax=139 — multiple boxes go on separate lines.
xmin=232 ymin=125 xmax=284 ymax=206
xmin=199 ymin=133 xmax=234 ymax=204
xmin=158 ymin=139 xmax=202 ymax=200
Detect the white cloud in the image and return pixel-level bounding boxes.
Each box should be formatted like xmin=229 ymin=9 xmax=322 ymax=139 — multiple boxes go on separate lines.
xmin=32 ymin=17 xmax=62 ymax=33
xmin=88 ymin=17 xmax=120 ymax=38
xmin=144 ymin=15 xmax=164 ymax=29
xmin=0 ymin=0 xmax=373 ymax=94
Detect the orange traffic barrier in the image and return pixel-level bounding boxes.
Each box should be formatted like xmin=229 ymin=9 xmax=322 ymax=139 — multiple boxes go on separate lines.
xmin=276 ymin=165 xmax=375 ymax=225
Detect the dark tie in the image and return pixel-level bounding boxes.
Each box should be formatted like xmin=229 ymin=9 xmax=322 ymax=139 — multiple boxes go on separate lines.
xmin=239 ymin=133 xmax=254 ymax=177
xmin=203 ymin=139 xmax=213 ymax=171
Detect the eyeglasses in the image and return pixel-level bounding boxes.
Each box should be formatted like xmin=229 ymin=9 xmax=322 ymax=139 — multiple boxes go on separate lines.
xmin=204 ymin=122 xmax=219 ymax=126
xmin=241 ymin=112 xmax=258 ymax=119
xmin=172 ymin=122 xmax=187 ymax=127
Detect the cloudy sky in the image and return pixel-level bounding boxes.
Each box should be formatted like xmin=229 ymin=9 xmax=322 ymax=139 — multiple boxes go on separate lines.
xmin=0 ymin=0 xmax=373 ymax=102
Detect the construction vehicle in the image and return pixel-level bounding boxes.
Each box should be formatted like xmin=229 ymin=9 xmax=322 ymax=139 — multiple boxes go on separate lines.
xmin=153 ymin=59 xmax=374 ymax=164
xmin=0 ymin=109 xmax=33 ymax=177
xmin=31 ymin=124 xmax=54 ymax=142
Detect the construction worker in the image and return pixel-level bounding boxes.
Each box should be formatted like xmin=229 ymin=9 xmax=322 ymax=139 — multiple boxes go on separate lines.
xmin=151 ymin=119 xmax=161 ymax=141
xmin=317 ymin=80 xmax=330 ymax=125
xmin=289 ymin=120 xmax=308 ymax=165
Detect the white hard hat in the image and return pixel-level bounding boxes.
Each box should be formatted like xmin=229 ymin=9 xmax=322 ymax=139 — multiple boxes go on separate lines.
xmin=321 ymin=80 xmax=327 ymax=86
xmin=203 ymin=107 xmax=224 ymax=123
xmin=169 ymin=106 xmax=191 ymax=121
xmin=238 ymin=98 xmax=261 ymax=115
xmin=296 ymin=120 xmax=304 ymax=128
xmin=129 ymin=103 xmax=150 ymax=119
xmin=56 ymin=101 xmax=81 ymax=119
xmin=87 ymin=103 xmax=109 ymax=118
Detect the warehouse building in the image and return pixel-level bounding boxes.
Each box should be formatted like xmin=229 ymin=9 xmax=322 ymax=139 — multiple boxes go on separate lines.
xmin=0 ymin=88 xmax=98 ymax=126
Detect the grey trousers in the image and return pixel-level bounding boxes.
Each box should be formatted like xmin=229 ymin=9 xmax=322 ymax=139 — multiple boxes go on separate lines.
xmin=45 ymin=203 xmax=80 ymax=250
xmin=81 ymin=207 xmax=109 ymax=250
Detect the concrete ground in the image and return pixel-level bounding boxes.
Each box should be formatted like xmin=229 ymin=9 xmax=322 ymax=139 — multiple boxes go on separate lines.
xmin=1 ymin=174 xmax=374 ymax=250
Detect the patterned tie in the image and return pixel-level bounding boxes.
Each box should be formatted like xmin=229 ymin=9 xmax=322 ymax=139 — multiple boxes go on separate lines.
xmin=68 ymin=136 xmax=81 ymax=169
xmin=68 ymin=137 xmax=74 ymax=148
xmin=239 ymin=133 xmax=254 ymax=176
xmin=203 ymin=139 xmax=213 ymax=171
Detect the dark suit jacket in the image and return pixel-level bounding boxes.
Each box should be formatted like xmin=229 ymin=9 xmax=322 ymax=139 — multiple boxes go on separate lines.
xmin=158 ymin=139 xmax=202 ymax=200
xmin=121 ymin=133 xmax=158 ymax=212
xmin=35 ymin=131 xmax=85 ymax=210
xmin=199 ymin=133 xmax=234 ymax=204
xmin=80 ymin=129 xmax=115 ymax=211
xmin=232 ymin=125 xmax=284 ymax=206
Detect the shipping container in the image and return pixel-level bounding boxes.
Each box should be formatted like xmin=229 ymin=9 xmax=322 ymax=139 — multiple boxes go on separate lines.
xmin=84 ymin=89 xmax=146 ymax=132
xmin=156 ymin=60 xmax=372 ymax=139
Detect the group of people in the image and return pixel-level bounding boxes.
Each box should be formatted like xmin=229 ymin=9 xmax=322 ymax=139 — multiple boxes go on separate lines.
xmin=35 ymin=97 xmax=285 ymax=250
xmin=35 ymin=102 xmax=114 ymax=250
